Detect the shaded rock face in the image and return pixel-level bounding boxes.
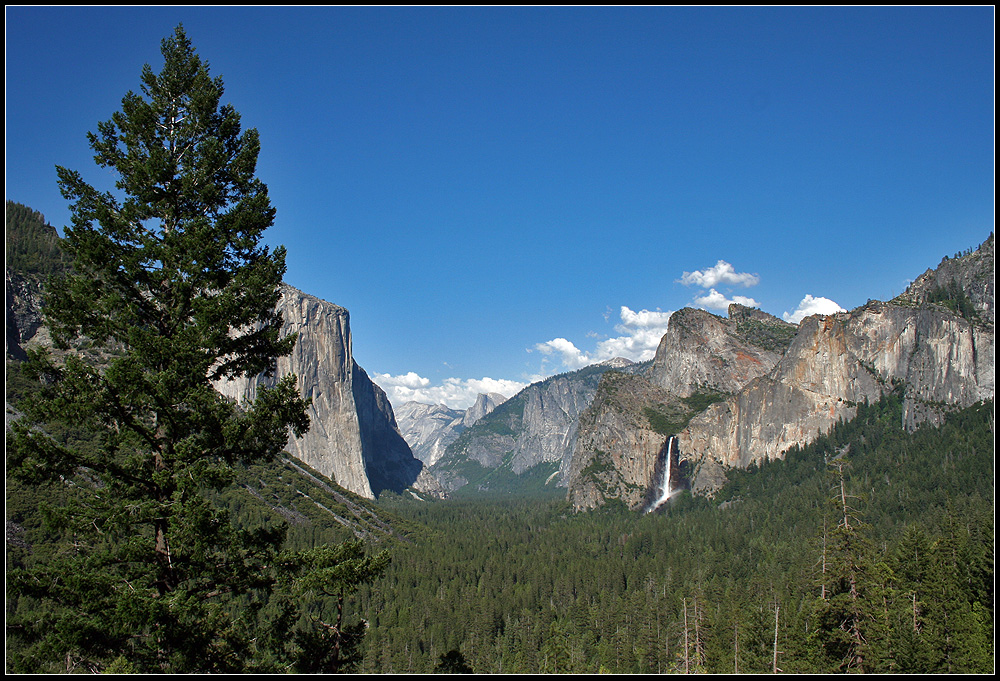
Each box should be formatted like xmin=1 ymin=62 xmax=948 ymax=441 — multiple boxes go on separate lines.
xmin=215 ymin=285 xmax=438 ymax=500
xmin=430 ymin=361 xmax=631 ymax=493
xmin=394 ymin=393 xmax=506 ymax=467
xmin=678 ymin=237 xmax=995 ymax=495
xmin=5 ymin=271 xmax=44 ymax=361
xmin=647 ymin=306 xmax=792 ymax=398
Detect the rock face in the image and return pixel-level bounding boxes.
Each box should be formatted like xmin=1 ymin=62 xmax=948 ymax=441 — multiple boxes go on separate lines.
xmin=394 ymin=402 xmax=465 ymax=466
xmin=898 ymin=233 xmax=994 ymax=325
xmin=677 ymin=235 xmax=995 ymax=495
xmin=566 ymin=306 xmax=790 ymax=511
xmin=565 ymin=371 xmax=677 ymax=512
xmin=679 ymin=300 xmax=994 ymax=493
xmin=567 ymin=234 xmax=995 ymax=507
xmin=5 ymin=271 xmax=44 ymax=361
xmin=395 ymin=392 xmax=506 ymax=467
xmin=647 ymin=306 xmax=794 ymax=398
xmin=215 ymin=284 xmax=441 ymax=500
xmin=430 ymin=359 xmax=634 ymax=493
xmin=464 ymin=392 xmax=508 ymax=427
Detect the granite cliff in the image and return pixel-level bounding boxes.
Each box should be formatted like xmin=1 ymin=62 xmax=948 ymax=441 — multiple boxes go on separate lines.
xmin=679 ymin=295 xmax=994 ymax=494
xmin=647 ymin=305 xmax=794 ymax=398
xmin=567 ymin=234 xmax=994 ymax=509
xmin=567 ymin=306 xmax=792 ymax=511
xmin=215 ymin=284 xmax=443 ymax=500
xmin=565 ymin=371 xmax=679 ymax=511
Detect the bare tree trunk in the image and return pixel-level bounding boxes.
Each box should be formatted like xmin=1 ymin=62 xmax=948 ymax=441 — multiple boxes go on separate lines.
xmin=683 ymin=597 xmax=690 ymax=674
xmin=820 ymin=518 xmax=828 ymax=600
xmin=772 ymin=605 xmax=781 ymax=673
xmin=734 ymin=621 xmax=739 ymax=674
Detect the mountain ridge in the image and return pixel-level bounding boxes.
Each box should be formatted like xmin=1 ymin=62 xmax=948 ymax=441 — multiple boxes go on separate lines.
xmin=394 ymin=392 xmax=507 ymax=468
xmin=565 ymin=233 xmax=994 ymax=509
xmin=428 ymin=358 xmax=639 ymax=494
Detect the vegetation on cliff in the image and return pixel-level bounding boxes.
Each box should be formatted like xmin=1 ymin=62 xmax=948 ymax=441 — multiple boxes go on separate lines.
xmin=5 ymin=202 xmax=69 ymax=280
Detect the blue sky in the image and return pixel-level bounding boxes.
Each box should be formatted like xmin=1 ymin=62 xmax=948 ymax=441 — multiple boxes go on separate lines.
xmin=6 ymin=6 xmax=994 ymax=409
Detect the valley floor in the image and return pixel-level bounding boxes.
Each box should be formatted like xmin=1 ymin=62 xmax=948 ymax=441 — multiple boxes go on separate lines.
xmin=356 ymin=397 xmax=995 ymax=674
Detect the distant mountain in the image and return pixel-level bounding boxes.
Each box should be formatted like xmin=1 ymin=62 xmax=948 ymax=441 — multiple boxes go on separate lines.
xmin=394 ymin=392 xmax=507 ymax=467
xmin=429 ymin=358 xmax=638 ymax=494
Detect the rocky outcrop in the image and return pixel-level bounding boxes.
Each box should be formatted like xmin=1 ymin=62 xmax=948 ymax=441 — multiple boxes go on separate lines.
xmin=647 ymin=306 xmax=792 ymax=398
xmin=565 ymin=371 xmax=678 ymax=512
xmin=395 ymin=392 xmax=506 ymax=467
xmin=679 ymin=300 xmax=994 ymax=493
xmin=565 ymin=306 xmax=796 ymax=511
xmin=5 ymin=271 xmax=45 ymax=361
xmin=678 ymin=236 xmax=995 ymax=495
xmin=464 ymin=392 xmax=507 ymax=427
xmin=430 ymin=359 xmax=633 ymax=493
xmin=215 ymin=285 xmax=441 ymax=500
xmin=897 ymin=232 xmax=994 ymax=325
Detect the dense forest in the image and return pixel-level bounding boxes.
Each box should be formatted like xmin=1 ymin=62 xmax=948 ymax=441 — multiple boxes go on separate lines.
xmin=356 ymin=394 xmax=994 ymax=674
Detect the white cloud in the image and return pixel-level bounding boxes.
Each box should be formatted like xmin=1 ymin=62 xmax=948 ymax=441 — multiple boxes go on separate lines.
xmin=376 ymin=371 xmax=430 ymax=389
xmin=373 ymin=372 xmax=526 ymax=411
xmin=618 ymin=306 xmax=673 ymax=329
xmin=532 ymin=305 xmax=673 ymax=373
xmin=534 ymin=337 xmax=591 ymax=370
xmin=692 ymin=288 xmax=760 ymax=312
xmin=679 ymin=260 xmax=760 ymax=289
xmin=782 ymin=294 xmax=846 ymax=324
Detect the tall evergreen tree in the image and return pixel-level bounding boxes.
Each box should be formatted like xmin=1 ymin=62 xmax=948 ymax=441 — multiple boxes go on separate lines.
xmin=806 ymin=459 xmax=881 ymax=673
xmin=6 ymin=25 xmax=314 ymax=672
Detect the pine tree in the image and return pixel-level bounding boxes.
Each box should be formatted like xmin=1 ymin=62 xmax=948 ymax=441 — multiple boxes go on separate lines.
xmin=7 ymin=25 xmax=312 ymax=672
xmin=806 ymin=459 xmax=876 ymax=673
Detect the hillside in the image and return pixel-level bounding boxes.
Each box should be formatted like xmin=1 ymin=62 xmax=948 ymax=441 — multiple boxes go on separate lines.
xmin=429 ymin=359 xmax=638 ymax=495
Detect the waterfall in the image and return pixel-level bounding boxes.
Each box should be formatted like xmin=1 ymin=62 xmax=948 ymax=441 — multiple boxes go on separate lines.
xmin=648 ymin=436 xmax=675 ymax=512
